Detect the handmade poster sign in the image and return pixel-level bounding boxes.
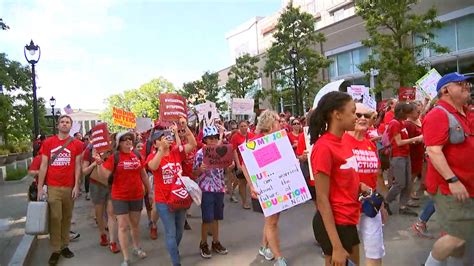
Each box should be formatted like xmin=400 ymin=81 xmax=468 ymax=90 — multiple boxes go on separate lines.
xmin=363 ymin=91 xmax=377 ymax=111
xmin=347 ymin=85 xmax=369 ymax=102
xmin=113 ymin=107 xmax=136 ymax=128
xmin=399 ymin=87 xmax=416 ymax=101
xmin=416 ymin=68 xmax=441 ymax=99
xmin=303 ymin=126 xmax=314 ymax=183
xmin=135 ymin=118 xmax=153 ymax=133
xmin=195 ymin=101 xmax=219 ymax=126
xmin=231 ymin=98 xmax=254 ymax=115
xmin=203 ymin=144 xmax=234 ymax=169
xmin=159 ymin=93 xmax=187 ymax=122
xmin=239 ymin=130 xmax=311 ymax=217
xmin=69 ymin=121 xmax=81 ymax=137
xmin=91 ymin=123 xmax=111 ymax=153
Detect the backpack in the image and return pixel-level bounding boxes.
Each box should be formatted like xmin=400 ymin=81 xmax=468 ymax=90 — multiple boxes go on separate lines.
xmin=108 ymin=149 xmax=143 ymax=186
xmin=380 ymin=124 xmax=392 ymax=156
xmin=433 ymin=105 xmax=466 ymax=144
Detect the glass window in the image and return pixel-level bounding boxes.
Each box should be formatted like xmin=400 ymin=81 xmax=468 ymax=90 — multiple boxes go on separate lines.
xmin=328 ymin=56 xmax=337 ymax=78
xmin=457 ymin=14 xmax=474 ymax=51
xmin=337 ymin=52 xmax=351 ymax=76
xmin=352 ymin=47 xmax=369 ymax=73
xmin=431 ymin=21 xmax=456 ymax=56
xmin=459 ymin=55 xmax=474 ymax=75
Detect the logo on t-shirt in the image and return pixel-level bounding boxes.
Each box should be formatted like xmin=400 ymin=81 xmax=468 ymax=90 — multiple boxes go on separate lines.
xmin=171 ymin=187 xmax=189 ymax=199
xmin=340 ymin=156 xmax=359 ymax=171
xmin=50 ymin=146 xmax=71 ymax=167
xmin=162 ymin=163 xmax=182 ymax=184
xmin=352 ymin=148 xmax=378 ymax=174
xmin=122 ymin=158 xmax=141 ymax=170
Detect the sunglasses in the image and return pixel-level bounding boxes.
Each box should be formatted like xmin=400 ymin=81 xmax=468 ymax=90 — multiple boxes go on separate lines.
xmin=356 ymin=113 xmax=372 ymax=119
xmin=120 ymin=136 xmax=133 ymax=142
xmin=178 ymin=129 xmax=186 ymax=133
xmin=292 ymin=122 xmax=300 ymax=125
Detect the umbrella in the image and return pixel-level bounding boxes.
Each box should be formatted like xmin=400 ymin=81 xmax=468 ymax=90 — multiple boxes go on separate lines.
xmin=312 ymin=79 xmax=345 ymax=109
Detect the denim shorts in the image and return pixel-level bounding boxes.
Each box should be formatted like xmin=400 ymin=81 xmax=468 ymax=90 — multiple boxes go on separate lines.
xmin=201 ymin=192 xmax=225 ymax=223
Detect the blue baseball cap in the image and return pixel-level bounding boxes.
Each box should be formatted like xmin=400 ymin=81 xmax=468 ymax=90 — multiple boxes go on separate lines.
xmin=436 ymin=72 xmax=471 ymax=92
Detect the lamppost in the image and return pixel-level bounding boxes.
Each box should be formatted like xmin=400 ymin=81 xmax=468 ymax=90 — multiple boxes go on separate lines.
xmin=24 ymin=40 xmax=41 ymax=138
xmin=49 ymin=96 xmax=56 ymax=134
xmin=289 ymin=47 xmax=300 ymax=116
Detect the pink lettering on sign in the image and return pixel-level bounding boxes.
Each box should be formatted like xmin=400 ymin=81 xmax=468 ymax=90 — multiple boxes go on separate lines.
xmin=253 ymin=142 xmax=281 ymax=168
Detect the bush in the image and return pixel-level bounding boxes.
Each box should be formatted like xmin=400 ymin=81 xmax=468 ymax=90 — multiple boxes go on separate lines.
xmin=18 ymin=142 xmax=32 ymax=153
xmin=5 ymin=168 xmax=28 ymax=181
xmin=0 ymin=149 xmax=8 ymax=156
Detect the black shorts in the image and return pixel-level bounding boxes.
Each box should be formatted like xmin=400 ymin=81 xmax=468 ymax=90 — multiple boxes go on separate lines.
xmin=312 ymin=211 xmax=360 ymax=256
xmin=112 ymin=199 xmax=143 ymax=215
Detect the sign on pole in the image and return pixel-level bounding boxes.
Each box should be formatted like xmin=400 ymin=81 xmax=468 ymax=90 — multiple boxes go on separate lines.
xmin=303 ymin=126 xmax=314 ymax=183
xmin=91 ymin=123 xmax=112 ymax=153
xmin=195 ymin=101 xmax=219 ymax=126
xmin=231 ymin=98 xmax=254 ymax=115
xmin=239 ymin=130 xmax=311 ymax=217
xmin=112 ymin=107 xmax=136 ymax=128
xmin=203 ymin=144 xmax=234 ymax=169
xmin=415 ymin=68 xmax=442 ymax=99
xmin=159 ymin=93 xmax=187 ymax=123
xmin=347 ymin=85 xmax=369 ymax=102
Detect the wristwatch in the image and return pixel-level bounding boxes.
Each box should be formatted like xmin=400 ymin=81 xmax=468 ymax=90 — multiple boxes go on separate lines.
xmin=446 ymin=176 xmax=459 ymax=183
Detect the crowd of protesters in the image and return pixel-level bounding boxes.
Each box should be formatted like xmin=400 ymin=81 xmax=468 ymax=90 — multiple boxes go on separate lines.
xmin=27 ymin=72 xmax=473 ymax=266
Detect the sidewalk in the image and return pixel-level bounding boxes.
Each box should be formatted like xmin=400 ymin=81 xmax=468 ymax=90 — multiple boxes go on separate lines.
xmin=26 ymin=194 xmax=451 ymax=266
xmin=0 ymin=176 xmax=33 ymax=265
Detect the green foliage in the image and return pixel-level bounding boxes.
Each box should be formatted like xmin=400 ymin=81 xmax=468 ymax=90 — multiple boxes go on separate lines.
xmin=356 ymin=0 xmax=448 ymax=92
xmin=226 ymin=53 xmax=259 ymax=99
xmin=0 ymin=53 xmax=50 ymax=145
xmin=264 ymin=4 xmax=330 ymax=115
xmin=100 ymin=77 xmax=175 ymax=132
xmin=181 ymin=71 xmax=227 ymax=112
xmin=0 ymin=148 xmax=8 ymax=155
xmin=5 ymin=168 xmax=28 ymax=181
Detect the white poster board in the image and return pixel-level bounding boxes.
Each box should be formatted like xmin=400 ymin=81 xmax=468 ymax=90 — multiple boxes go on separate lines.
xmin=231 ymin=98 xmax=254 ymax=115
xmin=69 ymin=121 xmax=81 ymax=137
xmin=135 ymin=118 xmax=153 ymax=132
xmin=195 ymin=101 xmax=219 ymax=125
xmin=313 ymin=79 xmax=344 ymax=109
xmin=415 ymin=68 xmax=442 ymax=99
xmin=239 ymin=130 xmax=311 ymax=217
xmin=303 ymin=126 xmax=314 ymax=183
xmin=347 ymin=85 xmax=369 ymax=102
xmin=363 ymin=91 xmax=377 ymax=111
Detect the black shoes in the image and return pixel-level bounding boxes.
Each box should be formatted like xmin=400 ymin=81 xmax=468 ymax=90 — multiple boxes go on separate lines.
xmin=48 ymin=252 xmax=61 ymax=265
xmin=61 ymin=247 xmax=75 ymax=258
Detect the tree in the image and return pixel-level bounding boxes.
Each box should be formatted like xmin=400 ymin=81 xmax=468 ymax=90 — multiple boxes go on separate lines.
xmin=226 ymin=54 xmax=259 ymax=99
xmin=100 ymin=77 xmax=175 ymax=132
xmin=181 ymin=71 xmax=227 ymax=112
xmin=0 ymin=53 xmax=49 ymax=145
xmin=264 ymin=4 xmax=330 ymax=115
xmin=356 ymin=0 xmax=448 ymax=93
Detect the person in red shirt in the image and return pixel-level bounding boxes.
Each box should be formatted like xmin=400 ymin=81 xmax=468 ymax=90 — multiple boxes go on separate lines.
xmin=146 ymin=117 xmax=197 ymax=266
xmin=376 ymin=98 xmax=397 ymax=134
xmin=385 ymin=103 xmax=423 ymax=216
xmin=342 ymin=103 xmax=387 ymax=266
xmin=37 ymin=115 xmax=84 ymax=265
xmin=309 ymin=91 xmax=370 ymax=266
xmin=422 ymin=72 xmax=474 ymax=266
xmin=230 ymin=120 xmax=255 ymax=209
xmin=95 ymin=131 xmax=152 ymax=265
xmin=405 ymin=102 xmax=425 ymax=199
xmin=288 ymin=118 xmax=302 ymax=153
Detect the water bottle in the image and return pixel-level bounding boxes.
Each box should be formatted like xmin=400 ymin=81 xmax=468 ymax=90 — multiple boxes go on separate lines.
xmin=41 ymin=185 xmax=48 ymax=201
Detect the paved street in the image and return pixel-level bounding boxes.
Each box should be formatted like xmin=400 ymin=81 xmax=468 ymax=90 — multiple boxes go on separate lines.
xmin=26 ymin=193 xmax=456 ymax=266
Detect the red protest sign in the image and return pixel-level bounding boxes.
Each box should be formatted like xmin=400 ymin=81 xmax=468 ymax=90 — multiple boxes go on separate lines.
xmin=159 ymin=93 xmax=187 ymax=122
xmin=399 ymin=87 xmax=416 ymax=101
xmin=91 ymin=123 xmax=112 ymax=153
xmin=203 ymin=144 xmax=234 ymax=169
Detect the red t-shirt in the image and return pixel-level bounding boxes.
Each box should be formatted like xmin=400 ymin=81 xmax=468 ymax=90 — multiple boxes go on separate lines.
xmin=40 ymin=136 xmax=84 ymax=187
xmin=82 ymin=146 xmax=99 ymax=184
xmin=388 ymin=119 xmax=410 ymax=157
xmin=146 ymin=146 xmax=185 ymax=203
xmin=405 ymin=120 xmax=424 ymax=175
xmin=296 ymin=133 xmax=314 ymax=186
xmin=342 ymin=133 xmax=379 ymax=190
xmin=180 ymin=138 xmax=196 ymax=178
xmin=423 ymin=100 xmax=474 ymax=197
xmin=29 ymin=155 xmax=42 ymax=171
xmin=288 ymin=132 xmax=300 ymax=152
xmin=311 ymin=132 xmax=360 ymax=225
xmin=103 ymin=151 xmax=144 ymax=201
xmin=378 ymin=110 xmax=394 ymax=134
xmin=231 ymin=131 xmax=255 ymax=165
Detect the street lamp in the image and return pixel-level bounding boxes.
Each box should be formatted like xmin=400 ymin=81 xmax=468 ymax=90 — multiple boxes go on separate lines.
xmin=24 ymin=40 xmax=41 ymax=139
xmin=49 ymin=96 xmax=56 ymax=134
xmin=289 ymin=47 xmax=300 ymax=116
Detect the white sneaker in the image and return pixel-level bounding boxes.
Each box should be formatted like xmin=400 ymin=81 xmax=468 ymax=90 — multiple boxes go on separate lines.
xmin=258 ymin=246 xmax=274 ymax=261
xmin=274 ymin=257 xmax=288 ymax=266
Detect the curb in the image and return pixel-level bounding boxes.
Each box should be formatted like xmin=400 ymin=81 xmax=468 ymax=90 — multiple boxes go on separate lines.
xmin=8 ymin=234 xmax=37 ymax=266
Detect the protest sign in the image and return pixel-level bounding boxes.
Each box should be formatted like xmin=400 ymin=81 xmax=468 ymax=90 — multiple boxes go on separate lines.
xmin=239 ymin=130 xmax=311 ymax=217
xmin=231 ymin=98 xmax=254 ymax=115
xmin=69 ymin=121 xmax=81 ymax=137
xmin=203 ymin=144 xmax=234 ymax=169
xmin=313 ymin=79 xmax=344 ymax=108
xmin=303 ymin=126 xmax=314 ymax=183
xmin=416 ymin=68 xmax=442 ymax=99
xmin=398 ymin=87 xmax=416 ymax=101
xmin=135 ymin=118 xmax=152 ymax=132
xmin=112 ymin=107 xmax=136 ymax=128
xmin=91 ymin=123 xmax=111 ymax=153
xmin=363 ymin=91 xmax=377 ymax=111
xmin=159 ymin=93 xmax=187 ymax=122
xmin=347 ymin=85 xmax=369 ymax=102
xmin=195 ymin=101 xmax=219 ymax=126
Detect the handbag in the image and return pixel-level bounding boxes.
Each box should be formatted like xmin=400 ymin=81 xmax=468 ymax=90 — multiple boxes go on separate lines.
xmin=360 ymin=191 xmax=384 ymax=218
xmin=181 ymin=176 xmax=202 ymax=206
xmin=25 ymin=200 xmax=49 ymax=235
xmin=159 ymin=170 xmax=193 ymax=212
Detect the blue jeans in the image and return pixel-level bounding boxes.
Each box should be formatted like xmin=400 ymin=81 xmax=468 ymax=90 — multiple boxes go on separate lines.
xmin=156 ymin=203 xmax=186 ymax=266
xmin=419 ymin=199 xmax=435 ymax=222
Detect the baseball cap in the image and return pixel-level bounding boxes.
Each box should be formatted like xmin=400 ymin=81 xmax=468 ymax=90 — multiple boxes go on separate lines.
xmin=150 ymin=130 xmax=165 ymax=142
xmin=202 ymin=126 xmax=219 ymax=139
xmin=436 ymin=72 xmax=471 ymax=92
xmin=115 ymin=131 xmax=135 ymax=149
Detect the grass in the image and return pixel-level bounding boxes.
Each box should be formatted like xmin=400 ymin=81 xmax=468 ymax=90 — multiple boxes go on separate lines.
xmin=5 ymin=168 xmax=28 ymax=181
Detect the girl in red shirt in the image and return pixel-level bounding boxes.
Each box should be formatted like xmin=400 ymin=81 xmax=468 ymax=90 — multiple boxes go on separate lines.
xmin=405 ymin=102 xmax=425 ymax=198
xmin=95 ymin=131 xmax=152 ymax=266
xmin=288 ymin=118 xmax=302 ymax=153
xmin=309 ymin=91 xmax=369 ymax=266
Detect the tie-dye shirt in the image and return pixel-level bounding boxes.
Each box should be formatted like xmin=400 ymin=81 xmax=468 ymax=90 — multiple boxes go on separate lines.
xmin=193 ymin=148 xmax=225 ymax=193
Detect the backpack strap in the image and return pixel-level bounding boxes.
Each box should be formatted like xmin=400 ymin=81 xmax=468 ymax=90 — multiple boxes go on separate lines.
xmin=108 ymin=151 xmax=120 ymax=186
xmin=49 ymin=137 xmax=74 ymax=165
xmin=433 ymin=105 xmax=466 ymax=144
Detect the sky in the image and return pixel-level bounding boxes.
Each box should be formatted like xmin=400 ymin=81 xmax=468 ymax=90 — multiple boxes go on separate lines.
xmin=0 ymin=0 xmax=281 ymax=110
